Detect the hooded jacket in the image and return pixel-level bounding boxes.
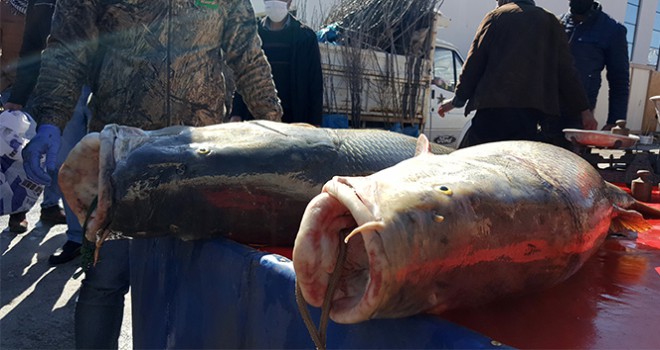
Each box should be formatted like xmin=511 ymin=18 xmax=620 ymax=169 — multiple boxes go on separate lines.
xmin=453 ymin=0 xmax=589 ymax=117
xmin=30 ymin=0 xmax=282 ymax=132
xmin=560 ymin=2 xmax=629 ymax=124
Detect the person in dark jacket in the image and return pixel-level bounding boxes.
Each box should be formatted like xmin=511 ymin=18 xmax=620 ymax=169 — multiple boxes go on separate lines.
xmin=542 ymin=0 xmax=629 ymax=147
xmin=438 ymin=0 xmax=596 ymax=148
xmin=230 ymin=0 xmax=323 ymax=125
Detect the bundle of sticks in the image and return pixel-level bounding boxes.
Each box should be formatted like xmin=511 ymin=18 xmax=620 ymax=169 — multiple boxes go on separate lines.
xmin=323 ymin=0 xmax=440 ymax=56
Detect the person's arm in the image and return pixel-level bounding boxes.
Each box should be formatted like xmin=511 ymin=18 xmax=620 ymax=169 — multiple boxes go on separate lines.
xmin=7 ymin=0 xmax=56 ymax=108
xmin=604 ymin=23 xmax=630 ymax=125
xmin=29 ymin=0 xmax=100 ymax=129
xmin=452 ymin=12 xmax=494 ymax=109
xmin=222 ymin=0 xmax=282 ymax=121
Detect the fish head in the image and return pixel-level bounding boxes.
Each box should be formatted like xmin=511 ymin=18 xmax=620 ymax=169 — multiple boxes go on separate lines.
xmin=293 ymin=151 xmax=469 ymax=324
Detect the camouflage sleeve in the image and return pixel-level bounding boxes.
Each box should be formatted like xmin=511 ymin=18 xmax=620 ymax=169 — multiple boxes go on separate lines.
xmin=222 ymin=0 xmax=282 ymax=121
xmin=28 ymin=0 xmax=99 ymax=130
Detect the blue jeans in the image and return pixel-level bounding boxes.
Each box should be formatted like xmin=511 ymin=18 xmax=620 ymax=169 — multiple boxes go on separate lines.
xmin=42 ymin=86 xmax=91 ymax=244
xmin=75 ymin=239 xmax=130 ymax=349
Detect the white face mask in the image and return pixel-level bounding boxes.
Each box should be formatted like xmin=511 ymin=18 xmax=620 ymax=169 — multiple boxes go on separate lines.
xmin=264 ymin=1 xmax=288 ymax=23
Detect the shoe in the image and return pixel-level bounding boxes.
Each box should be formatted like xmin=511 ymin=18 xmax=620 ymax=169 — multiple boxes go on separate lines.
xmin=40 ymin=205 xmax=67 ymax=225
xmin=48 ymin=241 xmax=82 ymax=265
xmin=8 ymin=211 xmax=28 ymax=234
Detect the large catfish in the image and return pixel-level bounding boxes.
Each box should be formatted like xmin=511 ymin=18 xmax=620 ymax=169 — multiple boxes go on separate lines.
xmin=58 ymin=120 xmax=452 ymax=246
xmin=293 ymin=136 xmax=660 ymax=324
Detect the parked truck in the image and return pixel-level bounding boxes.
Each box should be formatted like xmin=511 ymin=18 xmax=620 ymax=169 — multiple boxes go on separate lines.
xmin=319 ymin=18 xmax=472 ymax=148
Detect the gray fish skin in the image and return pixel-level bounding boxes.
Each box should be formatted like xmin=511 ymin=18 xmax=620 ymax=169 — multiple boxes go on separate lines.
xmin=293 ymin=138 xmax=652 ymax=324
xmin=104 ymin=121 xmax=452 ymax=245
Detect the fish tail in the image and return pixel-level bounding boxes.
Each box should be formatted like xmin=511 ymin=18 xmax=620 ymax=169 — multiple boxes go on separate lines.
xmin=611 ymin=205 xmax=653 ymax=233
xmin=605 ymin=181 xmax=660 ymax=219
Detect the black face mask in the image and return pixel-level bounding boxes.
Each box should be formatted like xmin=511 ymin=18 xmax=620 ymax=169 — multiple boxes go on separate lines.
xmin=570 ymin=0 xmax=594 ymax=15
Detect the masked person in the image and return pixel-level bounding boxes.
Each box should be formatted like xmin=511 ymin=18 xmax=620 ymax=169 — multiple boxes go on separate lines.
xmin=438 ymin=0 xmax=597 ymax=148
xmin=541 ymin=0 xmax=629 ymax=148
xmin=230 ymin=0 xmax=323 ymax=125
xmin=21 ymin=0 xmax=282 ymax=348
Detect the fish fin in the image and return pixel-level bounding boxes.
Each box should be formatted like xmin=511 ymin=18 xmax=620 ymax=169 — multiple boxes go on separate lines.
xmin=604 ymin=182 xmax=660 ymax=219
xmin=415 ymin=134 xmax=431 ymax=156
xmin=611 ymin=205 xmax=653 ymax=233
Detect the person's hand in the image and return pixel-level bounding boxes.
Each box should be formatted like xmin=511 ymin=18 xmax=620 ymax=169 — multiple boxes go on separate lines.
xmin=3 ymin=102 xmax=23 ymax=111
xmin=22 ymin=124 xmax=61 ymax=185
xmin=229 ymin=116 xmax=242 ymax=122
xmin=601 ymin=123 xmax=615 ymax=131
xmin=580 ymin=109 xmax=597 ymax=130
xmin=438 ymin=100 xmax=455 ymax=118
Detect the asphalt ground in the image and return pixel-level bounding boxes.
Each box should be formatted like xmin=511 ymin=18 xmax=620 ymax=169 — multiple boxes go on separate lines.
xmin=0 ymin=196 xmax=132 ymax=349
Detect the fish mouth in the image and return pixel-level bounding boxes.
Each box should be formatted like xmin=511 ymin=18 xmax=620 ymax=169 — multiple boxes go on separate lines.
xmin=293 ymin=176 xmax=389 ymax=324
xmin=59 ymin=125 xmax=152 ymax=243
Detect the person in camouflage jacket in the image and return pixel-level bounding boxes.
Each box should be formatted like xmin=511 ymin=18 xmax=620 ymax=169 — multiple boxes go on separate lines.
xmin=28 ymin=0 xmax=283 ymax=134
xmin=21 ymin=1 xmax=283 ymax=348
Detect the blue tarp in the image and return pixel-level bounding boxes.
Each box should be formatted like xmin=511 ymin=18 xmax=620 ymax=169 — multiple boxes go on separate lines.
xmin=321 ymin=114 xmax=349 ymax=129
xmin=130 ymin=237 xmax=510 ymax=349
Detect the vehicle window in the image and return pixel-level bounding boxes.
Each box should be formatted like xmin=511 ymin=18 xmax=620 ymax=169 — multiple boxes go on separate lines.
xmin=433 ymin=48 xmax=463 ymax=91
xmin=433 ymin=48 xmax=458 ymax=91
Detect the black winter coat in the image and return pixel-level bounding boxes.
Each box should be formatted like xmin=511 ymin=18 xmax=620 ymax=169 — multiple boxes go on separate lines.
xmin=560 ymin=3 xmax=629 ymax=124
xmin=232 ymin=15 xmax=323 ymax=125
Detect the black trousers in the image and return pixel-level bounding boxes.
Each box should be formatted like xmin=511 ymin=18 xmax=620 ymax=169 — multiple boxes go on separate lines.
xmin=460 ymin=108 xmax=550 ymax=148
xmin=539 ymin=113 xmax=584 ymax=150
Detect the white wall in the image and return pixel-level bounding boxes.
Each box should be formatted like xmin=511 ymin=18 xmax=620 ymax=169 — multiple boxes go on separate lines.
xmin=633 ymin=0 xmax=656 ymax=65
xmin=436 ymin=0 xmax=630 ymax=58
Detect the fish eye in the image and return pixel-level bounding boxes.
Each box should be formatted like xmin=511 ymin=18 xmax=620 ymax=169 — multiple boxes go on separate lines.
xmin=197 ymin=148 xmax=211 ymax=155
xmin=436 ymin=185 xmax=453 ymax=196
xmin=433 ymin=214 xmax=445 ymax=223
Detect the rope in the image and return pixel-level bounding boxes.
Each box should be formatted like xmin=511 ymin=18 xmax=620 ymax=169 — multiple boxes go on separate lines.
xmin=296 ymin=230 xmax=349 ymax=350
xmin=73 ymin=196 xmax=99 ymax=279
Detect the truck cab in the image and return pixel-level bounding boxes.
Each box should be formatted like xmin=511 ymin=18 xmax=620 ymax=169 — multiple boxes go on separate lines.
xmin=424 ymin=39 xmax=473 ymax=148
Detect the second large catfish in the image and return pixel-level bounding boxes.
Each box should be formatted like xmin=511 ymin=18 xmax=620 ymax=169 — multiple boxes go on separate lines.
xmin=293 ymin=136 xmax=660 ymax=324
